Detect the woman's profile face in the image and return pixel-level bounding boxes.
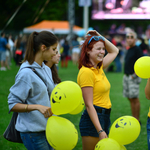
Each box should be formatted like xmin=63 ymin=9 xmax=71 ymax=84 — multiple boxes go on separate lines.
xmin=51 ymin=50 xmax=61 ymax=64
xmin=44 ymin=43 xmax=58 ymax=61
xmin=88 ymin=41 xmax=105 ymax=67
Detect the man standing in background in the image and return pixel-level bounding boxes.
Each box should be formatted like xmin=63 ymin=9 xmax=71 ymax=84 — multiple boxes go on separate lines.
xmin=123 ymin=30 xmax=143 ymax=124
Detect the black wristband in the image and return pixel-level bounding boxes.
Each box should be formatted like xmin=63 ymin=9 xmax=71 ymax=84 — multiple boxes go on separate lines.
xmin=98 ymin=129 xmax=104 ymax=135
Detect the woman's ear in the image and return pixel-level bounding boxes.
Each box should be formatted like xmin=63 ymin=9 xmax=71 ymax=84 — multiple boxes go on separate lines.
xmin=41 ymin=44 xmax=47 ymax=52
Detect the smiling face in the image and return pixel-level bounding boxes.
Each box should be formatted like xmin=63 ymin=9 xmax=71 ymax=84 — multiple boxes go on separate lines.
xmin=43 ymin=42 xmax=58 ymax=61
xmin=115 ymin=117 xmax=131 ymax=128
xmin=45 ymin=49 xmax=60 ymax=68
xmin=51 ymin=50 xmax=61 ymax=64
xmin=50 ymin=81 xmax=82 ymax=115
xmin=51 ymin=87 xmax=66 ymax=104
xmin=88 ymin=41 xmax=105 ymax=68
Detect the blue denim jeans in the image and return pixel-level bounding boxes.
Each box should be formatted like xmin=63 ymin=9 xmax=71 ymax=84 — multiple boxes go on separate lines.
xmin=20 ymin=131 xmax=53 ymax=150
xmin=79 ymin=105 xmax=111 ymax=137
xmin=147 ymin=117 xmax=150 ymax=150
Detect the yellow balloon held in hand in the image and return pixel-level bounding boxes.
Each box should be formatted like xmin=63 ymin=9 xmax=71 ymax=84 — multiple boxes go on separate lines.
xmin=95 ymin=138 xmax=120 ymax=150
xmin=109 ymin=116 xmax=141 ymax=145
xmin=134 ymin=56 xmax=150 ymax=79
xmin=46 ymin=116 xmax=78 ymax=150
xmin=69 ymin=98 xmax=85 ymax=115
xmin=50 ymin=81 xmax=82 ymax=115
xmin=120 ymin=145 xmax=127 ymax=150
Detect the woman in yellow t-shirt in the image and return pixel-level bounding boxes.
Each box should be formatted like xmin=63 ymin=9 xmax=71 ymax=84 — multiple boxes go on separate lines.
xmin=77 ymin=30 xmax=119 ymax=150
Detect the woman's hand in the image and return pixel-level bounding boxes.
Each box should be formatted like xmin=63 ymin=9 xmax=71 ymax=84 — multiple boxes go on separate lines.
xmin=37 ymin=105 xmax=53 ymax=118
xmin=86 ymin=30 xmax=101 ymax=37
xmin=99 ymin=131 xmax=108 ymax=140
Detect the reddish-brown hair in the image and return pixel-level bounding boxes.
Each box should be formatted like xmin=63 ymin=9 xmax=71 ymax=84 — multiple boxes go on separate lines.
xmin=78 ymin=35 xmax=105 ymax=69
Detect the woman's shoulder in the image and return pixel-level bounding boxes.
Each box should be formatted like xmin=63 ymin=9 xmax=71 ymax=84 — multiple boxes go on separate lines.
xmin=16 ymin=66 xmax=36 ymax=81
xmin=79 ymin=66 xmax=93 ymax=75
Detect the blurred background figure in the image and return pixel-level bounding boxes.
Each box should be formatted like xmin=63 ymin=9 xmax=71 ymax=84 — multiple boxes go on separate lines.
xmin=0 ymin=32 xmax=10 ymax=71
xmin=61 ymin=39 xmax=70 ymax=68
xmin=5 ymin=35 xmax=11 ymax=70
xmin=8 ymin=34 xmax=15 ymax=62
xmin=114 ymin=42 xmax=123 ymax=72
xmin=20 ymin=34 xmax=28 ymax=59
xmin=14 ymin=35 xmax=23 ymax=66
xmin=123 ymin=31 xmax=143 ymax=123
xmin=71 ymin=35 xmax=80 ymax=65
xmin=139 ymin=37 xmax=149 ymax=56
xmin=146 ymin=25 xmax=150 ymax=51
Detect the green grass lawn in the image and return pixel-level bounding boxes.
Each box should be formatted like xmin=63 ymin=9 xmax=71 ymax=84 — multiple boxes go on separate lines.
xmin=0 ymin=60 xmax=149 ymax=150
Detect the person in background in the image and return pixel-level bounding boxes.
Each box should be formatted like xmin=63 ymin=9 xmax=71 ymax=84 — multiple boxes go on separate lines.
xmin=14 ymin=36 xmax=23 ymax=66
xmin=44 ymin=49 xmax=61 ymax=84
xmin=8 ymin=34 xmax=15 ymax=65
xmin=77 ymin=30 xmax=119 ymax=150
xmin=72 ymin=35 xmax=80 ymax=65
xmin=8 ymin=31 xmax=58 ymax=150
xmin=145 ymin=78 xmax=150 ymax=150
xmin=61 ymin=39 xmax=70 ymax=68
xmin=5 ymin=34 xmax=11 ymax=70
xmin=114 ymin=42 xmax=123 ymax=72
xmin=20 ymin=34 xmax=28 ymax=59
xmin=0 ymin=32 xmax=10 ymax=71
xmin=139 ymin=37 xmax=149 ymax=56
xmin=123 ymin=31 xmax=143 ymax=124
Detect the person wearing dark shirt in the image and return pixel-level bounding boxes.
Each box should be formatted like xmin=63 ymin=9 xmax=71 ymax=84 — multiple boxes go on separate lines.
xmin=61 ymin=40 xmax=70 ymax=67
xmin=139 ymin=37 xmax=149 ymax=56
xmin=123 ymin=31 xmax=143 ymax=124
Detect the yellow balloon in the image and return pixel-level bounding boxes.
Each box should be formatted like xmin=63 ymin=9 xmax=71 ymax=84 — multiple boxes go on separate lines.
xmin=134 ymin=56 xmax=150 ymax=79
xmin=50 ymin=81 xmax=82 ymax=115
xmin=46 ymin=116 xmax=78 ymax=150
xmin=69 ymin=98 xmax=85 ymax=115
xmin=109 ymin=116 xmax=141 ymax=145
xmin=120 ymin=145 xmax=127 ymax=150
xmin=95 ymin=138 xmax=120 ymax=150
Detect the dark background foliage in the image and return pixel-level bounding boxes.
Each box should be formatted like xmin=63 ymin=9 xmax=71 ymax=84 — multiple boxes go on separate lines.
xmin=0 ymin=0 xmax=149 ymax=33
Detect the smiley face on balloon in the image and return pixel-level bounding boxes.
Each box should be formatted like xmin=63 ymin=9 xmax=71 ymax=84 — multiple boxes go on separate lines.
xmin=50 ymin=81 xmax=82 ymax=115
xmin=109 ymin=116 xmax=141 ymax=145
xmin=115 ymin=117 xmax=131 ymax=129
xmin=51 ymin=87 xmax=66 ymax=104
xmin=94 ymin=138 xmax=120 ymax=150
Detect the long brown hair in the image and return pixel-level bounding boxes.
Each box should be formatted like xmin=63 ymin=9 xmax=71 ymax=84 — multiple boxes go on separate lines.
xmin=78 ymin=35 xmax=105 ymax=69
xmin=23 ymin=31 xmax=58 ymax=64
xmin=51 ymin=64 xmax=61 ymax=84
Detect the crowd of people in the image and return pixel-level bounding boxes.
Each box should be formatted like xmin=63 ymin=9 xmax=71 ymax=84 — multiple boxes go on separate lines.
xmin=0 ymin=32 xmax=28 ymax=71
xmin=1 ymin=24 xmax=150 ymax=72
xmin=1 ymin=23 xmax=150 ymax=150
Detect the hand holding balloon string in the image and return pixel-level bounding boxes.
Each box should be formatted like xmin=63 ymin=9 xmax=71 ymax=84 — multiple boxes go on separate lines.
xmin=98 ymin=130 xmax=107 ymax=140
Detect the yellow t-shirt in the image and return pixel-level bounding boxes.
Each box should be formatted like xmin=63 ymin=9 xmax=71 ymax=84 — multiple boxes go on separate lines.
xmin=148 ymin=108 xmax=150 ymax=117
xmin=77 ymin=66 xmax=111 ymax=109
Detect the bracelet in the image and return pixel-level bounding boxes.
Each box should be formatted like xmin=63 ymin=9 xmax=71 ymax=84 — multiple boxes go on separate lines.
xmin=98 ymin=129 xmax=104 ymax=135
xmin=25 ymin=104 xmax=28 ymax=112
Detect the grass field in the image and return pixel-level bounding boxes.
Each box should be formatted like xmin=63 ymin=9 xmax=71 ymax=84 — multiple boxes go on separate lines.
xmin=0 ymin=60 xmax=149 ymax=150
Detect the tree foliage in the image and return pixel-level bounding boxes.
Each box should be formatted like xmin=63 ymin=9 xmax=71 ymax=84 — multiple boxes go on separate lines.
xmin=0 ymin=0 xmax=149 ymax=33
xmin=0 ymin=0 xmax=83 ymax=31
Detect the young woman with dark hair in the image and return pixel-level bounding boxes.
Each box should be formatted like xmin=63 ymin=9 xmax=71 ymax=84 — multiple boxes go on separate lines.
xmin=8 ymin=31 xmax=58 ymax=150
